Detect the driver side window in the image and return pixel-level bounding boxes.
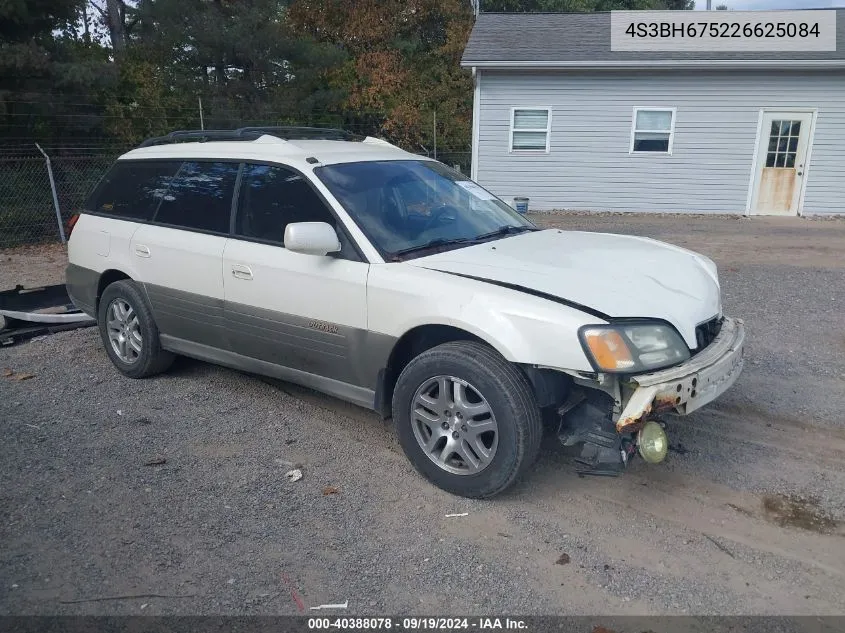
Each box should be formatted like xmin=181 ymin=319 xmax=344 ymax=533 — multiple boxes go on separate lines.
xmin=234 ymin=163 xmax=357 ymax=259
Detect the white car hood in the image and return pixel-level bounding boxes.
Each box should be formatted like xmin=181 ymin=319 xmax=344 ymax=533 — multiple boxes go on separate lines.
xmin=407 ymin=229 xmax=722 ymax=348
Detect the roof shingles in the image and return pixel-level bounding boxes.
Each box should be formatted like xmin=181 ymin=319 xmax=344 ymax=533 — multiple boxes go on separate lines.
xmin=461 ymin=10 xmax=844 ymax=66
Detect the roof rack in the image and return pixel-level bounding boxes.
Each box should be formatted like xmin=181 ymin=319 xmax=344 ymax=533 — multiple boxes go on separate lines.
xmin=138 ymin=126 xmax=364 ymax=148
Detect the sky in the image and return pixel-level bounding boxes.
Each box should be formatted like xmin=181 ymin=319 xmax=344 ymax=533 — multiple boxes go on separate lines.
xmin=693 ymin=0 xmax=841 ymax=8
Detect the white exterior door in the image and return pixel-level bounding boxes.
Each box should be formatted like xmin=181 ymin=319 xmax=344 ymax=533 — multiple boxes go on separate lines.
xmin=750 ymin=111 xmax=814 ymax=216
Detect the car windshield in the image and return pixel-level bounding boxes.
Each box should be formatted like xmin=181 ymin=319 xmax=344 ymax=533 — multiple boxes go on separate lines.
xmin=314 ymin=160 xmax=535 ymax=260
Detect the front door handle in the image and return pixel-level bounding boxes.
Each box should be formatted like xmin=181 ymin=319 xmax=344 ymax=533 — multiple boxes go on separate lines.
xmin=134 ymin=244 xmax=151 ymax=258
xmin=231 ymin=264 xmax=253 ymax=280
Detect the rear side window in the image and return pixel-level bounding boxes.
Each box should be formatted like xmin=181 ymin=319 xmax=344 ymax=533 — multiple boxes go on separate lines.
xmin=234 ymin=163 xmax=335 ymax=243
xmin=87 ymin=160 xmax=181 ymax=221
xmin=153 ymin=161 xmax=239 ymax=234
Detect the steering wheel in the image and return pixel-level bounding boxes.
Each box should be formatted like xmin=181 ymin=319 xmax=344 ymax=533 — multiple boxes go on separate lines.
xmin=420 ymin=204 xmax=459 ymax=232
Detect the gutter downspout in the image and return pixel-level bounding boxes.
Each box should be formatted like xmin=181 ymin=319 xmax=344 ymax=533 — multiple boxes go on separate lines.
xmin=471 ymin=66 xmax=480 ymax=182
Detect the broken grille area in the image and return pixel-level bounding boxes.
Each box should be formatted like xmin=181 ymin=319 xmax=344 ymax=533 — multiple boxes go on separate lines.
xmin=694 ymin=317 xmax=723 ymax=353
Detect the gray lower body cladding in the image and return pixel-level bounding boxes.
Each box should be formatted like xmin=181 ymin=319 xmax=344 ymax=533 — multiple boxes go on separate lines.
xmin=222 ymin=299 xmax=394 ymax=390
xmin=143 ymin=284 xmax=394 ymax=392
xmin=152 ymin=286 xmax=395 ymax=409
xmin=158 ymin=334 xmax=379 ymax=410
xmin=144 ymin=284 xmax=226 ymax=350
xmin=65 ymin=266 xmax=396 ymax=409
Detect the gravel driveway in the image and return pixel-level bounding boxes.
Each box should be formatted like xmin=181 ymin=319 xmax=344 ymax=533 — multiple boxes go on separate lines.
xmin=1 ymin=214 xmax=844 ymax=616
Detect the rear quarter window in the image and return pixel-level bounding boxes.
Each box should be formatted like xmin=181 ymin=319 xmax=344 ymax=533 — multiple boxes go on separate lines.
xmin=87 ymin=160 xmax=182 ymax=221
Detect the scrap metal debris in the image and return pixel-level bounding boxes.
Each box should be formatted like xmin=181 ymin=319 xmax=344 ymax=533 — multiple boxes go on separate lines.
xmin=726 ymin=503 xmax=754 ymax=517
xmin=322 ymin=486 xmax=340 ymax=496
xmin=309 ymin=600 xmax=349 ymax=610
xmin=59 ymin=593 xmax=196 ymax=604
xmin=143 ymin=458 xmax=167 ymax=467
xmin=0 ymin=284 xmax=96 ymax=346
xmin=704 ymin=534 xmax=736 ymax=559
xmin=3 ymin=369 xmax=35 ymax=381
xmin=0 ymin=284 xmax=95 ymax=325
xmin=445 ymin=512 xmax=468 ymax=518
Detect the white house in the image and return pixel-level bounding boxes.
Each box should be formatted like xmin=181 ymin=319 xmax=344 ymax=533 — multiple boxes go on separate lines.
xmin=462 ymin=10 xmax=844 ymax=216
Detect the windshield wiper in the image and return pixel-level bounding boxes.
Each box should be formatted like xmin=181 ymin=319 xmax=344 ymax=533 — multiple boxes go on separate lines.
xmin=474 ymin=225 xmax=537 ymax=241
xmin=389 ymin=226 xmax=537 ymax=260
xmin=390 ymin=237 xmax=477 ymax=259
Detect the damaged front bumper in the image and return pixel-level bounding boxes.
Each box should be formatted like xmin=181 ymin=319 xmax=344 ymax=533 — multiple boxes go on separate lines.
xmin=616 ymin=316 xmax=746 ymax=433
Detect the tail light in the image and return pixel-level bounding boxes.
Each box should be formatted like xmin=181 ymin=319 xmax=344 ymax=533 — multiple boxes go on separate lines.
xmin=65 ymin=213 xmax=80 ymax=239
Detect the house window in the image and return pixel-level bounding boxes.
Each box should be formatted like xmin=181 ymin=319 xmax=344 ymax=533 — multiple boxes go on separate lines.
xmin=630 ymin=108 xmax=676 ymax=154
xmin=766 ymin=120 xmax=801 ymax=168
xmin=510 ymin=108 xmax=551 ymax=152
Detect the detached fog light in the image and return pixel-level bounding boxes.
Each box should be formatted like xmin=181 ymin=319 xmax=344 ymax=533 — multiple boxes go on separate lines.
xmin=637 ymin=421 xmax=668 ymax=464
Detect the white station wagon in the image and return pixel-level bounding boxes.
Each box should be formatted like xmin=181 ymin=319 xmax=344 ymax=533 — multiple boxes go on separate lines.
xmin=66 ymin=127 xmax=745 ymax=497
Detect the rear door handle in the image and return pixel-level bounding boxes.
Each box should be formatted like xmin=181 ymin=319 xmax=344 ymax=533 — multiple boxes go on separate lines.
xmin=134 ymin=244 xmax=151 ymax=258
xmin=231 ymin=264 xmax=253 ymax=280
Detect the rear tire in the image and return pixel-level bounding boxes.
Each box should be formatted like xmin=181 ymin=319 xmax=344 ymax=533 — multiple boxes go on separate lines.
xmin=392 ymin=341 xmax=542 ymax=498
xmin=98 ymin=280 xmax=174 ymax=379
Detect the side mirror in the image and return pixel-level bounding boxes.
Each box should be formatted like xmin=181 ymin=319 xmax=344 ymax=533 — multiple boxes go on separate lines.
xmin=284 ymin=222 xmax=341 ymax=256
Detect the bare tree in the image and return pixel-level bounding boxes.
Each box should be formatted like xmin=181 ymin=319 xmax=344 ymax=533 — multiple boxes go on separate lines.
xmin=89 ymin=0 xmax=140 ymax=54
xmin=82 ymin=2 xmax=91 ymax=43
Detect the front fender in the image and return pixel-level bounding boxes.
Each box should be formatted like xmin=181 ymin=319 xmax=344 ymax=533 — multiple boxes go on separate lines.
xmin=368 ymin=264 xmax=600 ymax=373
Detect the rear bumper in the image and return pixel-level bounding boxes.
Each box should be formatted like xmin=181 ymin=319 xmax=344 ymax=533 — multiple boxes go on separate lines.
xmin=616 ymin=316 xmax=745 ymax=433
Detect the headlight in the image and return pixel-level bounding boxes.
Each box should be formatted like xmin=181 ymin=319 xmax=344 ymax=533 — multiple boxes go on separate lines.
xmin=578 ymin=322 xmax=690 ymax=373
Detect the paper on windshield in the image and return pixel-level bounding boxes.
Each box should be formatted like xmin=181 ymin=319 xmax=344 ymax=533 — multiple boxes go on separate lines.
xmin=456 ymin=181 xmax=496 ymax=200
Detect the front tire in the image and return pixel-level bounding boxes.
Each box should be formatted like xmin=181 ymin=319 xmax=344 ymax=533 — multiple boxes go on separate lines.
xmin=392 ymin=341 xmax=542 ymax=498
xmin=97 ymin=280 xmax=174 ymax=379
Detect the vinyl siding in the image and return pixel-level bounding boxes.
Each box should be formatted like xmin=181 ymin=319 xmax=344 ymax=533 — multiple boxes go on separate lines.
xmin=474 ymin=70 xmax=845 ymax=214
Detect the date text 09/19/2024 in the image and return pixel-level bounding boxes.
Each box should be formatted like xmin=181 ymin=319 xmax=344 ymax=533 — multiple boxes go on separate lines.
xmin=307 ymin=617 xmax=528 ymax=630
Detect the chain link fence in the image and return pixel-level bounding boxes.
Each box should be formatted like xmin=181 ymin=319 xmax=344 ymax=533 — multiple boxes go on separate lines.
xmin=0 ymin=143 xmax=471 ymax=250
xmin=0 ymin=145 xmax=128 ymax=249
xmin=0 ymin=152 xmax=55 ymax=248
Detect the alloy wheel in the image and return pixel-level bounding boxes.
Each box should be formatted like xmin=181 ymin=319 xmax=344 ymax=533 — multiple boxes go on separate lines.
xmin=411 ymin=375 xmax=498 ymax=475
xmin=106 ymin=298 xmax=142 ymax=364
